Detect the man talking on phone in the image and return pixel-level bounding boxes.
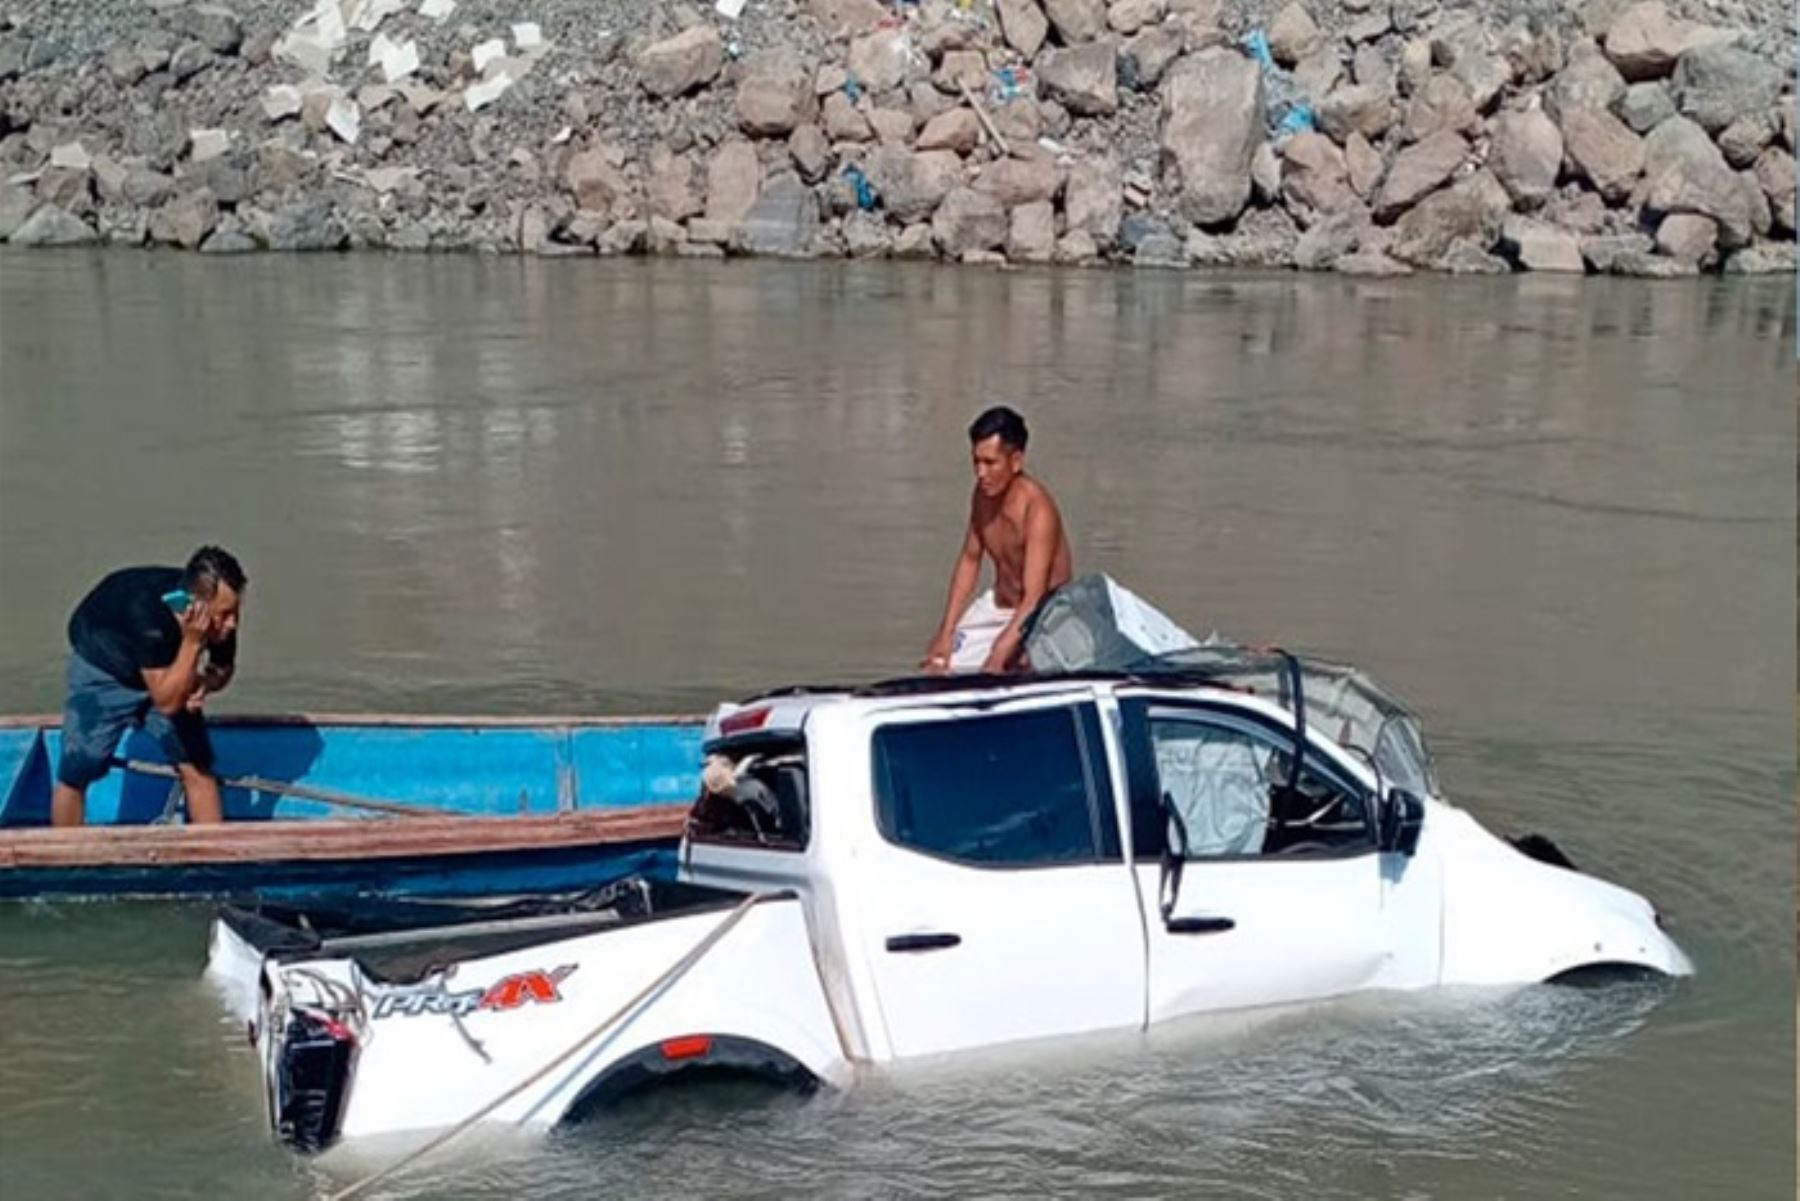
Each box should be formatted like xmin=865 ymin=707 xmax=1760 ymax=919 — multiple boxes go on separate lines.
xmin=50 ymin=546 xmax=247 ymax=827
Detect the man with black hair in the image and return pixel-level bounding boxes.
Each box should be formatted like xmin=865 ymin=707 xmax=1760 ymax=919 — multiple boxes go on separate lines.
xmin=922 ymin=406 xmax=1073 ymax=675
xmin=51 ymin=546 xmax=248 ymax=826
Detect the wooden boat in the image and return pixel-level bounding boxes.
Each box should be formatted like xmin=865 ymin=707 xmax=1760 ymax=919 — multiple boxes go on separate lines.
xmin=0 ymin=713 xmax=704 ymax=902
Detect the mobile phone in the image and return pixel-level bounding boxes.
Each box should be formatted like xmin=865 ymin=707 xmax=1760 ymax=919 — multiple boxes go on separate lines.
xmin=162 ymin=588 xmax=193 ymax=612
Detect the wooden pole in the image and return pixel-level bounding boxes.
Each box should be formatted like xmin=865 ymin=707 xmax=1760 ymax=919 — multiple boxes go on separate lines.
xmin=119 ymin=760 xmax=459 ymax=820
xmin=959 ymin=81 xmax=1012 ymax=157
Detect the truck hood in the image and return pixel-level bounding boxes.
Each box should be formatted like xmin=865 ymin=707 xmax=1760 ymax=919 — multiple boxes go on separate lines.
xmin=1430 ymin=804 xmax=1694 ymax=986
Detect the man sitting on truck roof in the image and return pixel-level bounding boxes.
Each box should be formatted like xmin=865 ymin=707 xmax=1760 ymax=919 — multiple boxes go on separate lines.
xmin=921 ymin=406 xmax=1074 ymax=676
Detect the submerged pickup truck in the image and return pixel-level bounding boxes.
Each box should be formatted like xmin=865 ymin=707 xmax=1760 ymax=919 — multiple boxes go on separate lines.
xmin=208 ymin=647 xmax=1692 ymax=1154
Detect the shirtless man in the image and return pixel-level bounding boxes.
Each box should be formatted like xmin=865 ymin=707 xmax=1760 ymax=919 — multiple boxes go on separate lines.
xmin=921 ymin=407 xmax=1074 ymax=675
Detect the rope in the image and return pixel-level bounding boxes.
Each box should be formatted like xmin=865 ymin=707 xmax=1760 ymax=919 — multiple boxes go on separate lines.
xmin=323 ymin=890 xmax=772 ymax=1201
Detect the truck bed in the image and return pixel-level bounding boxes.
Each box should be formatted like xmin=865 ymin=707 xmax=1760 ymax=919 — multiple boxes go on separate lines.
xmin=210 ymin=872 xmax=849 ymax=1150
xmin=219 ymin=874 xmax=753 ymax=982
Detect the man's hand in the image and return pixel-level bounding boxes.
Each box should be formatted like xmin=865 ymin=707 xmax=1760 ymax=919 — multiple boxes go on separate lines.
xmin=920 ymin=638 xmax=954 ymax=675
xmin=924 ymin=520 xmax=983 ymax=679
xmin=185 ymin=662 xmax=233 ymax=712
xmin=177 ymin=599 xmax=212 ymax=646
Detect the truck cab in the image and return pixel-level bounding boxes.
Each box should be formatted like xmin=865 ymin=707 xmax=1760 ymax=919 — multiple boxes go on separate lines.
xmin=683 ymin=655 xmax=1691 ymax=1063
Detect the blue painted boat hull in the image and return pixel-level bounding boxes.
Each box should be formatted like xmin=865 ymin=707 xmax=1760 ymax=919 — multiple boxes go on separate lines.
xmin=1 ymin=717 xmax=706 ymax=825
xmin=0 ymin=715 xmax=705 ymax=902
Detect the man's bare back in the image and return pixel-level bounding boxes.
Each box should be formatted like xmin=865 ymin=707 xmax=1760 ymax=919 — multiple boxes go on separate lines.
xmin=923 ymin=407 xmax=1074 ymax=675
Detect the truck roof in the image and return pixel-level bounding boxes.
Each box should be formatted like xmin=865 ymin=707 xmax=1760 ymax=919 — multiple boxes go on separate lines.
xmin=703 ymin=675 xmax=1128 ymax=742
xmin=704 ymin=663 xmax=1263 ymax=744
xmin=702 ymin=647 xmax=1439 ymax=796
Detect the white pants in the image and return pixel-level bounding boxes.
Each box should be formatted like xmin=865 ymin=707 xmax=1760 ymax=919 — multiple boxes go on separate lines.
xmin=950 ymin=591 xmax=1016 ymax=672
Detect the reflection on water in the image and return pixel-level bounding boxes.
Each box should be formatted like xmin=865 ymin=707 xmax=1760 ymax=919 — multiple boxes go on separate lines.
xmin=0 ymin=255 xmax=1791 ymax=1199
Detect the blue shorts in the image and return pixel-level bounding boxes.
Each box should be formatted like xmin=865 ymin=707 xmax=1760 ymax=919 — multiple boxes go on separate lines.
xmin=55 ymin=653 xmax=215 ymax=789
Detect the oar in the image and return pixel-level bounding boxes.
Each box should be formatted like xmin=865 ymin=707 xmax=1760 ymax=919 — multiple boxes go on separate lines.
xmin=118 ymin=759 xmax=462 ymax=820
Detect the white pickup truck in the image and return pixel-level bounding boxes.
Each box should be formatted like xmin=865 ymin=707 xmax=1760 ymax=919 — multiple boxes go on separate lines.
xmin=208 ymin=648 xmax=1691 ymax=1154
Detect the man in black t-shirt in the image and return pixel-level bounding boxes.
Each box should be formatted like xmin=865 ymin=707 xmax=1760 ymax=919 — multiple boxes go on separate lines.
xmin=52 ymin=546 xmax=248 ymax=827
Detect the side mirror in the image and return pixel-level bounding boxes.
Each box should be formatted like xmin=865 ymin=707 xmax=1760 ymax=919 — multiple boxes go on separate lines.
xmin=1377 ymin=787 xmax=1425 ymax=857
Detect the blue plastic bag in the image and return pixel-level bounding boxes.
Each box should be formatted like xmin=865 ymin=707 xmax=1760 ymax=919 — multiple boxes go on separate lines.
xmin=1242 ymin=28 xmax=1316 ymax=140
xmin=842 ymin=164 xmax=878 ymax=210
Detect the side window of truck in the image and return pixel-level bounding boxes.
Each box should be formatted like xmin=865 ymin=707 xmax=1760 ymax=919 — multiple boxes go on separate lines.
xmin=871 ymin=705 xmax=1121 ymax=868
xmin=1123 ymin=701 xmax=1373 ymax=861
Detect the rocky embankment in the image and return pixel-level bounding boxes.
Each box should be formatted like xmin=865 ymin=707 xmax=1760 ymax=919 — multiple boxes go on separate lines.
xmin=0 ymin=0 xmax=1791 ymax=274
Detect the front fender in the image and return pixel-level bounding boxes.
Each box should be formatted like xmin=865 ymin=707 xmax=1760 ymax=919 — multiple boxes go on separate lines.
xmin=1434 ymin=809 xmax=1694 ymax=986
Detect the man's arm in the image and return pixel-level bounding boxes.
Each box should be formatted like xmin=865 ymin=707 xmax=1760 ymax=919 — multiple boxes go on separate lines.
xmin=922 ymin=522 xmax=984 ymax=672
xmin=142 ymin=602 xmax=211 ymax=715
xmin=980 ymin=500 xmax=1058 ymax=674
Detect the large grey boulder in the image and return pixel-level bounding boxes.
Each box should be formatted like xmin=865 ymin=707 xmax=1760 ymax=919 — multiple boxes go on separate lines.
xmin=1388 ymin=175 xmax=1505 ymax=267
xmin=149 ymin=189 xmax=219 ymax=249
xmin=1064 ymin=157 xmax=1124 ymax=245
xmin=1374 ymin=130 xmax=1467 ymax=220
xmin=1045 ymin=0 xmax=1109 ymax=45
xmin=738 ymin=52 xmax=817 ymax=137
xmin=1721 ymin=242 xmax=1798 ymax=274
xmin=1160 ymin=49 xmax=1263 ymax=225
xmin=267 ymin=201 xmax=344 ymax=251
xmin=1501 ymin=215 xmax=1586 ymax=271
xmin=1560 ymin=107 xmax=1645 ymax=203
xmin=848 ymin=29 xmax=914 ymax=94
xmin=868 ymin=147 xmax=962 ymax=223
xmin=976 ymin=156 xmax=1060 ymax=207
xmin=1642 ymin=115 xmax=1766 ymax=247
xmin=1670 ymin=43 xmax=1781 ymax=135
xmin=996 ymin=0 xmax=1050 ymax=58
xmin=1403 ymin=74 xmax=1479 ymax=143
xmin=1281 ymin=132 xmax=1358 ymax=215
xmin=1653 ymin=212 xmax=1718 ymax=263
xmin=637 ymin=27 xmax=724 ymax=98
xmin=932 ymin=186 xmax=1009 ymax=253
xmin=739 ymin=173 xmax=820 ymax=257
xmin=1267 ymin=2 xmax=1325 ymax=66
xmin=9 ymin=204 xmax=95 ymax=246
xmin=1602 ymin=2 xmax=1732 ymax=81
xmin=0 ymin=185 xmax=39 ymax=239
xmin=1614 ymin=81 xmax=1676 ymax=133
xmin=1491 ymin=109 xmax=1563 ymax=208
xmin=1039 ymin=43 xmax=1118 ymax=116
xmin=1293 ymin=207 xmax=1369 ymax=270
xmin=1007 ymin=200 xmax=1057 ymax=262
xmin=1753 ymin=147 xmax=1795 ymax=234
xmin=1547 ymin=44 xmax=1627 ymax=121
xmin=171 ymin=4 xmax=244 ymax=56
xmin=1318 ymin=84 xmax=1397 ymax=143
xmin=1120 ymin=26 xmax=1184 ymax=91
xmin=705 ymin=140 xmax=762 ymax=226
xmin=564 ymin=148 xmax=631 ymax=215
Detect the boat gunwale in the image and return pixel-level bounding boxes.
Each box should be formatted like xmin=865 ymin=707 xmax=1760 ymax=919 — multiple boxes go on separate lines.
xmin=0 ymin=805 xmax=692 ymax=868
xmin=0 ymin=712 xmax=706 ymax=730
